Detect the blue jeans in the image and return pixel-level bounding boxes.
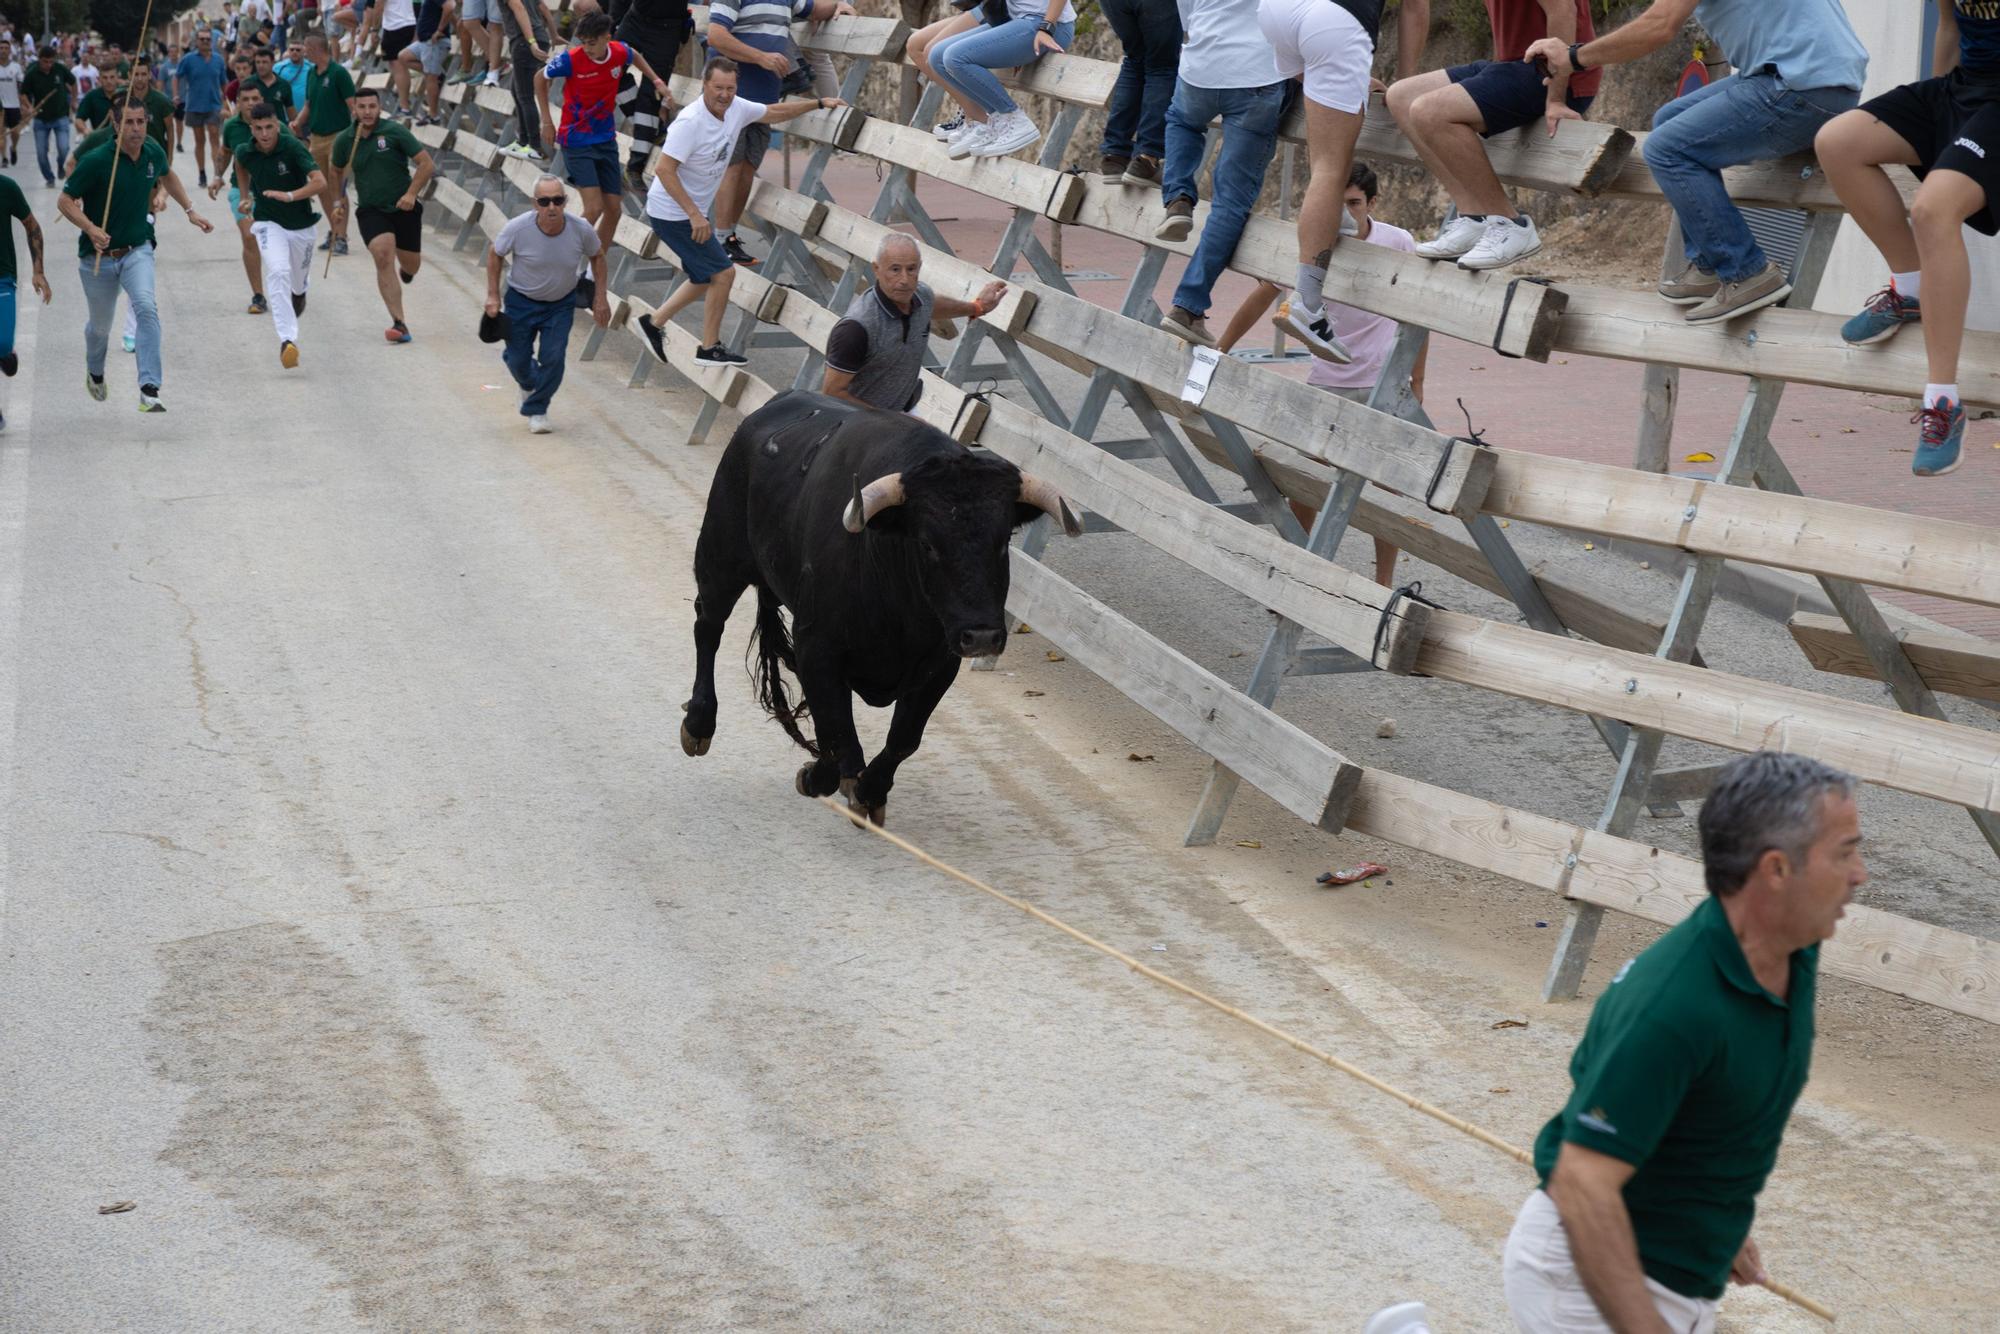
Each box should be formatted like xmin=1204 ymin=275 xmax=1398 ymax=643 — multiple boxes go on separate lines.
xmin=1163 ymin=78 xmax=1288 ymax=317
xmin=1098 ymin=0 xmax=1180 ymax=160
xmin=33 ymin=118 xmax=70 ymax=183
xmin=503 ymin=286 xmax=575 ymax=415
xmin=931 ymin=17 xmax=1076 ymax=117
xmin=1644 ymin=72 xmax=1858 ymax=281
xmin=78 ymin=245 xmax=162 ymax=388
xmin=0 ymin=278 xmax=14 ymax=359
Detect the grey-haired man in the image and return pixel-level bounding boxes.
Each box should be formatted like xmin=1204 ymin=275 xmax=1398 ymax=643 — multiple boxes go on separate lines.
xmin=1505 ymin=751 xmax=1865 ymax=1332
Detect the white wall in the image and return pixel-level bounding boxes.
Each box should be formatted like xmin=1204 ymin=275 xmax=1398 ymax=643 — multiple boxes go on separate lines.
xmin=1816 ymin=0 xmax=2000 ymax=327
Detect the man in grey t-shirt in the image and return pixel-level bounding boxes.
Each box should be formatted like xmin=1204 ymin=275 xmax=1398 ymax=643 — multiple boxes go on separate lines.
xmin=820 ymin=233 xmax=1006 ymax=413
xmin=485 ymin=175 xmax=610 ymax=434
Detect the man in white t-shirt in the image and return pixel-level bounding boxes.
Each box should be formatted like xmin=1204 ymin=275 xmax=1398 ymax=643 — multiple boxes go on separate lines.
xmin=0 ymin=40 xmax=24 ymax=168
xmin=634 ymin=55 xmax=839 ymax=366
xmin=74 ymin=48 xmax=100 ymax=95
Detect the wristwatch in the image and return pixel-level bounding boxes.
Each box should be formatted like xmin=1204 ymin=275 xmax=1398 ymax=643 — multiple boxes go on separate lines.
xmin=1036 ymin=18 xmax=1055 ymax=33
xmin=1567 ymin=41 xmax=1588 ymax=72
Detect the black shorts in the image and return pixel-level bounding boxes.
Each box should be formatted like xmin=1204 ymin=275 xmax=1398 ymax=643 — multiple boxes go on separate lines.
xmin=2 ymin=107 xmax=18 ymax=127
xmin=380 ymin=22 xmax=418 ymax=59
xmin=1862 ymin=69 xmax=2000 ymax=236
xmin=1447 ymin=58 xmax=1593 ymax=138
xmin=356 ymin=202 xmax=423 ymax=250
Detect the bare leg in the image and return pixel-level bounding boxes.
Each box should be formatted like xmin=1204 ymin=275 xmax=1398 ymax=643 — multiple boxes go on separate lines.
xmin=368 ymin=233 xmax=406 ymax=324
xmin=1911 ymin=171 xmax=1985 ymax=383
xmin=237 ymin=219 xmax=263 ymax=295
xmin=712 ymin=161 xmax=753 ymax=234
xmin=1816 ymin=111 xmax=1924 ymax=271
xmin=1215 ymin=280 xmax=1282 ymax=352
xmin=1392 ymin=76 xmax=1512 ymax=217
xmin=578 ymin=184 xmax=615 ymax=253
xmin=1294 ymin=97 xmax=1364 ymax=312
xmin=700 ymin=266 xmax=736 ymax=344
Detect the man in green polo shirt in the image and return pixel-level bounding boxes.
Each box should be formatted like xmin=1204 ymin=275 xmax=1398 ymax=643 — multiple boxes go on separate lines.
xmin=290 ymin=34 xmax=353 ymax=255
xmin=22 ymin=46 xmax=76 ymax=186
xmin=0 ymin=170 xmax=51 ymax=430
xmin=329 ymin=87 xmax=434 ymax=344
xmin=69 ymin=69 xmax=178 ymax=167
xmin=1504 ymin=751 xmax=1865 ymax=1332
xmin=233 ymin=101 xmax=323 ymax=369
xmin=75 ymin=63 xmax=126 ymax=130
xmin=57 ymin=100 xmax=213 ymax=411
xmin=210 ymin=80 xmax=296 ymax=315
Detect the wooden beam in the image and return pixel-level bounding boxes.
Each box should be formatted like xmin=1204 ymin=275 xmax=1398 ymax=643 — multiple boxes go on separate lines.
xmin=973 ymin=396 xmax=1433 ymax=673
xmin=781 ymin=110 xmax=1081 ymax=220
xmin=1789 ymin=612 xmax=2000 ymax=706
xmin=1602 ymin=142 xmax=1917 ymax=215
xmin=692 ymin=5 xmax=911 ymax=59
xmin=1480 ymin=450 xmax=2000 ymax=611
xmin=1281 ymin=104 xmax=1635 ymax=197
xmin=1009 ymin=555 xmax=1364 ymax=834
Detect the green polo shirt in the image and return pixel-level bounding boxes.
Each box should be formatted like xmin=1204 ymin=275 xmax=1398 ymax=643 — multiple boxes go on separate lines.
xmin=330 ymin=119 xmax=423 ymax=211
xmin=22 ymin=62 xmax=74 ymax=121
xmin=76 ymin=90 xmax=177 ymax=147
xmin=62 ymin=139 xmax=168 ymax=258
xmin=249 ymin=73 xmax=292 ymax=112
xmin=300 ymin=59 xmax=354 ymax=136
xmin=234 ymin=135 xmax=321 ymax=229
xmin=0 ymin=175 xmax=30 ymax=283
xmin=76 ymin=83 xmax=120 ymax=128
xmin=1532 ymin=895 xmax=1817 ymax=1300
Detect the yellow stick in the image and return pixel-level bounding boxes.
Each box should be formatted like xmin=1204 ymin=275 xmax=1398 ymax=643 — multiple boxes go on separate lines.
xmin=817 ymin=796 xmax=1839 ymax=1325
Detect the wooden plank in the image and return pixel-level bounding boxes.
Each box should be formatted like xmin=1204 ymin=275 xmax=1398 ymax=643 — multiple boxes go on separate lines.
xmin=1480 ymin=450 xmax=2000 ymax=611
xmin=692 ymin=5 xmax=910 ymax=59
xmin=1602 ymin=142 xmax=1917 ymax=215
xmin=974 ymin=396 xmax=1433 ymax=673
xmin=1415 ymin=607 xmax=2000 ymax=815
xmin=783 ymin=111 xmax=1074 ymax=218
xmin=1002 ymin=53 xmax=1117 ymax=111
xmin=1276 ymin=102 xmax=1634 ymax=197
xmin=1007 ymin=554 xmax=1364 ymax=834
xmin=1789 ymin=612 xmax=2000 ymax=706
xmin=1552 ymin=285 xmax=2000 ymax=411
xmin=616 ymin=291 xmax=752 ymax=408
xmin=1066 ymin=176 xmax=1564 ymax=361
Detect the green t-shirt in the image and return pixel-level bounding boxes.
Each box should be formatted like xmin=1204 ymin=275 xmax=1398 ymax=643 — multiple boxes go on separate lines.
xmin=77 ymin=90 xmax=177 ymax=146
xmin=62 ymin=139 xmax=169 ymax=258
xmin=330 ymin=119 xmax=423 ymax=211
xmin=1531 ymin=895 xmax=1817 ymax=1300
xmin=0 ymin=175 xmax=30 ymax=283
xmin=22 ymin=62 xmax=74 ymax=121
xmin=249 ymin=73 xmax=292 ymax=111
xmin=234 ymin=135 xmax=321 ymax=230
xmin=76 ymin=84 xmax=118 ymax=128
xmin=301 ymin=59 xmax=355 ymax=136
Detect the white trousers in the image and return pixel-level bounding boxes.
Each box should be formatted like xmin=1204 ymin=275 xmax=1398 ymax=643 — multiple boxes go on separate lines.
xmin=1502 ymin=1191 xmax=1719 ymax=1334
xmin=251 ymin=221 xmax=315 ymax=344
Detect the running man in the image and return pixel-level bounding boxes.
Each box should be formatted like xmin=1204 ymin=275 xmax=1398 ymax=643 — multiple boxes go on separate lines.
xmin=0 ymin=167 xmax=51 ymax=428
xmin=233 ymin=100 xmax=323 ymax=368
xmin=57 ymin=99 xmax=214 ymax=411
xmin=637 ymin=57 xmax=839 ymax=365
xmin=537 ymin=9 xmax=672 ymax=255
xmin=23 ymin=45 xmax=77 ymax=187
xmin=0 ymin=40 xmax=26 ymax=166
xmin=176 ymin=27 xmax=228 ymax=186
xmin=212 ymin=79 xmax=281 ymax=314
xmin=1817 ymin=0 xmax=1999 ymax=477
xmin=330 ymin=86 xmax=434 ymax=342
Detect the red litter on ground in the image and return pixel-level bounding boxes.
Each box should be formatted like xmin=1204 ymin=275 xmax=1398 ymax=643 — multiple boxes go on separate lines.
xmin=1317 ymin=862 xmax=1388 ymax=886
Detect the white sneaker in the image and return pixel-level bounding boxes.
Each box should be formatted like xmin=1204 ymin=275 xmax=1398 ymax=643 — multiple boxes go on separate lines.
xmin=973 ymin=110 xmax=1040 ymax=158
xmin=1273 ymin=295 xmax=1352 ymax=365
xmin=946 ymin=119 xmax=989 ymax=160
xmin=1363 ymin=1301 xmax=1431 ymax=1334
xmin=1456 ymin=214 xmax=1543 ymax=271
xmin=528 ymin=415 xmax=552 ymax=434
xmin=482 ymin=70 xmax=501 ymax=86
xmin=1413 ymin=213 xmax=1484 ymax=261
xmin=932 ymin=111 xmax=964 ymax=141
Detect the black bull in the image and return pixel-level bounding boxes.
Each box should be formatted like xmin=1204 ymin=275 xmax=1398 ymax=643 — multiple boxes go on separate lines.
xmin=679 ymin=392 xmax=1080 ymax=825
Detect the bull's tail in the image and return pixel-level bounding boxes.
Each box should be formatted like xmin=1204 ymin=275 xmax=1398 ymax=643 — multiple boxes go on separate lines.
xmin=749 ymin=586 xmax=817 ymax=755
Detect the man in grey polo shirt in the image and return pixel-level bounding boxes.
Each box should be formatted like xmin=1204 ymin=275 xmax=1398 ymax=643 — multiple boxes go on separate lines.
xmin=484 ymin=175 xmax=611 ymax=433
xmin=820 ymin=233 xmax=1006 ymax=413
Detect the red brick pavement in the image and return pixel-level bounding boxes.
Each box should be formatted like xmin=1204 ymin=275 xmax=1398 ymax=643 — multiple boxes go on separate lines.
xmin=808 ymin=160 xmax=2000 ymax=637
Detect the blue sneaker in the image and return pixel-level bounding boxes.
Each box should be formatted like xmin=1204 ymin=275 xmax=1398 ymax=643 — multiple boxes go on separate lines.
xmin=1913 ymin=398 xmax=1966 ymax=477
xmin=1841 ymin=286 xmax=1922 ymax=346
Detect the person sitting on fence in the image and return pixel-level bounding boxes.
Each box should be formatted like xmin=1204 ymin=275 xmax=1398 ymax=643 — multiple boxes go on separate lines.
xmin=908 ymin=0 xmax=981 ymax=142
xmin=637 ymin=56 xmax=841 ymax=366
xmin=929 ymin=0 xmax=1077 ymax=161
xmin=1256 ymin=0 xmax=1427 ymax=363
xmin=1389 ymin=0 xmax=1598 ymax=272
xmin=485 ymin=173 xmax=612 ymax=434
xmin=1815 ymin=2 xmax=2000 ymax=479
xmin=1096 ymin=0 xmax=1180 ymax=188
xmin=536 ymin=10 xmax=672 ymax=256
xmin=701 ymin=0 xmax=852 ymax=266
xmin=1525 ymin=0 xmax=1866 ymax=325
xmin=1503 ymin=751 xmax=1863 ymax=1334
xmin=1215 ymin=162 xmax=1424 ymax=586
xmin=819 ymin=232 xmax=1007 ymax=413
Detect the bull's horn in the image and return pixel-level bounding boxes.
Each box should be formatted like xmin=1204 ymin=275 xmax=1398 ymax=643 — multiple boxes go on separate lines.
xmin=842 ymin=472 xmax=906 ymax=533
xmin=1019 ymin=474 xmax=1083 ymax=537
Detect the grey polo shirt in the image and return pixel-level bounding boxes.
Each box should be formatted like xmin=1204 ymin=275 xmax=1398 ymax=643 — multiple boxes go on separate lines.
xmin=494 ymin=209 xmax=601 ymax=303
xmin=825 ymin=281 xmax=934 ymax=413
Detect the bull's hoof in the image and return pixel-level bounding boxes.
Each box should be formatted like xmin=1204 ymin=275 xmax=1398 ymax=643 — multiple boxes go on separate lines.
xmin=680 ymin=721 xmax=712 ymax=757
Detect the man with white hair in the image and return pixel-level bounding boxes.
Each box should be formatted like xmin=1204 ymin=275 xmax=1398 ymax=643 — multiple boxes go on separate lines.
xmin=820 ymin=232 xmax=1005 ymax=413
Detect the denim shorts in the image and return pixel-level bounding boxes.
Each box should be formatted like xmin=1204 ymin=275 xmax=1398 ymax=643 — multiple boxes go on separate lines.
xmin=649 ymin=214 xmax=731 ymax=284
xmin=1448 ymin=59 xmax=1592 ymax=137
xmin=563 ymin=138 xmax=623 ymax=195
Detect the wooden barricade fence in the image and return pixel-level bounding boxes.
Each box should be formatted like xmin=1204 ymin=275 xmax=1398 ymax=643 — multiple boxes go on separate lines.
xmin=364 ymin=29 xmax=2000 ymax=1031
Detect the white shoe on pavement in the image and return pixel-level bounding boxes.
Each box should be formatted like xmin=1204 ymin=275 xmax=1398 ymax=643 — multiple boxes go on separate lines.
xmin=1362 ymin=1301 xmax=1432 ymax=1334
xmin=1413 ymin=212 xmax=1484 ymax=261
xmin=972 ymin=110 xmax=1040 ymax=158
xmin=528 ymin=415 xmax=552 ymax=434
xmin=1456 ymin=214 xmax=1543 ymax=271
xmin=1273 ymin=295 xmax=1352 ymax=364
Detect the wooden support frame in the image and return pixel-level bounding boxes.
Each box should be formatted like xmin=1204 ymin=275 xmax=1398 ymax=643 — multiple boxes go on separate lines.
xmin=1788 ymin=613 xmax=2000 ymax=706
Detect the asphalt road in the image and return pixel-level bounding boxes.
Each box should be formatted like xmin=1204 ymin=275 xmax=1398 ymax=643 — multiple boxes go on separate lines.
xmin=2 ymin=185 xmax=1994 ymax=1333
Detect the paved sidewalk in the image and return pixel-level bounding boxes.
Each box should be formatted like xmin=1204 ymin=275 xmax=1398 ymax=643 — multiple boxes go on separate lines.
xmin=810 ymin=157 xmax=1999 ymax=637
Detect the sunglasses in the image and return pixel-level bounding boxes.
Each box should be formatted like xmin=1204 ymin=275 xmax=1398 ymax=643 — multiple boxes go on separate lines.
xmin=534 ymin=196 xmax=566 ymax=207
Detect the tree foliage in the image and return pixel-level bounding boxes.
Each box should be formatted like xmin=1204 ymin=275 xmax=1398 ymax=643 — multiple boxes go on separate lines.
xmin=85 ymin=0 xmax=199 ymax=47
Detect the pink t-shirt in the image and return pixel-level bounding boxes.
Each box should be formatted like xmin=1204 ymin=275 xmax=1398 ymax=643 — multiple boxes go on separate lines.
xmin=1308 ymin=219 xmax=1417 ymax=391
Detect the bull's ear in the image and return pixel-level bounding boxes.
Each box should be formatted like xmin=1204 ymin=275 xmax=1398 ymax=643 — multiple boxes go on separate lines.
xmin=863 ymin=505 xmax=912 ymax=533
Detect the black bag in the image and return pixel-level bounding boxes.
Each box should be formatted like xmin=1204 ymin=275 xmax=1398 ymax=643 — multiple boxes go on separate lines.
xmin=478 ymin=309 xmax=512 ymax=343
xmin=573 ymin=275 xmax=596 ymax=310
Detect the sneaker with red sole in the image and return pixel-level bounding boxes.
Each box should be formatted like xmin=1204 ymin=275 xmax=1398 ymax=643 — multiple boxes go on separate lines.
xmin=385 ymin=322 xmax=412 ymax=344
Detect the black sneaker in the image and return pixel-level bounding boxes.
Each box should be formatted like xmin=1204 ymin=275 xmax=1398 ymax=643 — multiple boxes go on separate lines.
xmin=248 ymin=292 xmax=267 ymax=314
xmin=292 ymin=290 xmax=307 ymax=316
xmin=624 ymin=162 xmax=650 ymax=193
xmin=332 ymin=237 xmax=348 ymax=256
xmin=695 ymin=342 xmax=748 ymax=365
xmin=86 ymin=372 xmax=107 ymax=401
xmin=198 ymin=169 xmax=207 ymax=188
xmin=0 ymin=351 xmax=16 ymax=377
xmin=637 ymin=312 xmax=670 ymax=365
xmin=721 ymin=233 xmax=759 ymax=267
xmin=138 ymin=384 xmax=164 ymax=412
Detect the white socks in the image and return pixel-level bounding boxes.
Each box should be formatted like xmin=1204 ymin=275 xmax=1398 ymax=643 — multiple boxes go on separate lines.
xmin=1893 ymin=269 xmax=1922 ymax=301
xmin=1925 ymin=383 xmax=1958 ymax=408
